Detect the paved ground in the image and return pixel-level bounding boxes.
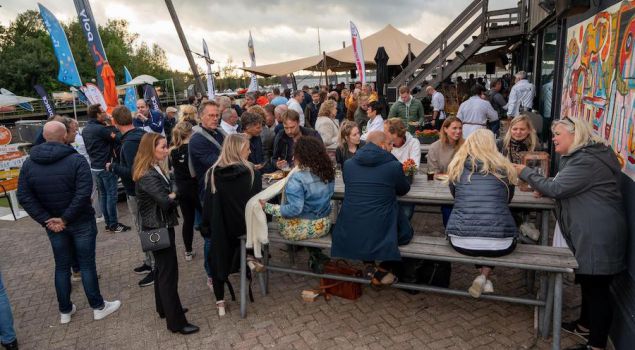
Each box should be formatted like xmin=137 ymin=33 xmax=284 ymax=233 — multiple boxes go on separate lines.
xmin=0 ymin=203 xmax=587 ymax=349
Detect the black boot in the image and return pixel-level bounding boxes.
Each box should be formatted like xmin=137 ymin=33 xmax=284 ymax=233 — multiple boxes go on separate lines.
xmin=2 ymin=339 xmax=18 ymax=350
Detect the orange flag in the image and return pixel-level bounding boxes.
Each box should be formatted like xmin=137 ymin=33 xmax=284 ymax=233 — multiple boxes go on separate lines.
xmin=101 ymin=62 xmax=118 ymax=114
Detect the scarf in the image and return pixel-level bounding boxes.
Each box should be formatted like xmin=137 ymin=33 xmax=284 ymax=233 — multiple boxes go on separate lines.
xmin=508 ymin=138 xmax=530 ymax=164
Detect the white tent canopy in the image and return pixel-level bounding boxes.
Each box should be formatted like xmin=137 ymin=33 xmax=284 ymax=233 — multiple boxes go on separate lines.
xmin=242 ymin=25 xmax=428 ymax=77
xmin=0 ymin=94 xmax=37 ymax=108
xmin=116 ymin=74 xmax=158 ymax=89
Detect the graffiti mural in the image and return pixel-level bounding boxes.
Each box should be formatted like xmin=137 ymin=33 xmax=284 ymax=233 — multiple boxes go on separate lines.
xmin=562 ymin=0 xmax=635 ymax=180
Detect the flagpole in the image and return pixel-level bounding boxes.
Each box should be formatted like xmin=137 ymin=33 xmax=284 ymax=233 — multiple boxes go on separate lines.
xmin=70 ymin=87 xmax=77 ymax=120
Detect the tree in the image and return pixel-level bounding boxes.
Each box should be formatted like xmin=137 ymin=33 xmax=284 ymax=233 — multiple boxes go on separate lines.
xmin=0 ymin=10 xmax=193 ymax=96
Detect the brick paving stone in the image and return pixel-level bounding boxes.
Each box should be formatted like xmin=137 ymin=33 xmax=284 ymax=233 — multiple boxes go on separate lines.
xmin=0 ymin=203 xmax=589 ymax=349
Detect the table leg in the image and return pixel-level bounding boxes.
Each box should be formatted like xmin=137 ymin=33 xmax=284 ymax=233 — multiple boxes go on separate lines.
xmin=240 ymin=239 xmax=247 ymax=318
xmin=263 ymin=244 xmax=270 ymax=295
xmin=552 ymin=273 xmax=563 ymax=350
xmin=540 ymin=209 xmax=549 ymax=246
xmin=542 ymin=273 xmax=555 ymax=338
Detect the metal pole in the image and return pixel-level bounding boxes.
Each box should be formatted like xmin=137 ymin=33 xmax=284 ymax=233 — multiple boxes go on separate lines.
xmin=240 ymin=238 xmax=247 ymax=318
xmin=72 ymin=89 xmax=77 ymax=120
xmin=552 ymin=273 xmax=563 ymax=350
xmin=164 ymin=0 xmax=206 ymax=94
xmin=170 ymin=78 xmax=176 ymax=106
xmin=323 ymin=51 xmax=328 ymax=87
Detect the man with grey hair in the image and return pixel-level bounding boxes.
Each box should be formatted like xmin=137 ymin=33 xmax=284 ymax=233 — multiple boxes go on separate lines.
xmin=286 ymin=90 xmax=305 ymax=126
xmin=164 ymin=106 xmax=177 ymax=145
xmin=273 ymin=104 xmax=288 ymax=135
xmin=506 ymin=71 xmax=535 ymax=117
xmin=18 ymin=121 xmax=121 ymax=325
xmin=219 ymin=107 xmax=239 ymax=135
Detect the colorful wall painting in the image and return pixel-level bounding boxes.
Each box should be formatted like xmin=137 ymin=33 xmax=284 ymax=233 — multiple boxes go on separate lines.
xmin=561 ymin=0 xmax=635 ymax=180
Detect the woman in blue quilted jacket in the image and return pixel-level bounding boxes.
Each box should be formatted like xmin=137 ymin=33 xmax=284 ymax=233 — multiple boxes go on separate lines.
xmin=445 ymin=129 xmax=518 ymax=298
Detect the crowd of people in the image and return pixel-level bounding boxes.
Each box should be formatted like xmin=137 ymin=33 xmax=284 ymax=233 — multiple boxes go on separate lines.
xmin=0 ymin=75 xmax=626 ymax=350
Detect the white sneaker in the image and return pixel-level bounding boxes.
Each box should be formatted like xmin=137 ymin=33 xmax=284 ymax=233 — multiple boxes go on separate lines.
xmin=468 ymin=275 xmax=487 ymax=298
xmin=185 ymin=251 xmax=195 ymax=261
xmin=95 ymin=216 xmax=105 ymax=223
xmin=60 ymin=304 xmax=76 ymax=324
xmin=216 ymin=301 xmax=226 ymax=317
xmin=93 ymin=300 xmax=121 ymax=320
xmin=520 ymin=222 xmax=541 ymax=241
xmin=483 ymin=279 xmax=494 ymax=294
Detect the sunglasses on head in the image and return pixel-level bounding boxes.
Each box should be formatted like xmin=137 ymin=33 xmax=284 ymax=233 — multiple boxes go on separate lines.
xmin=562 ymin=116 xmax=576 ymax=129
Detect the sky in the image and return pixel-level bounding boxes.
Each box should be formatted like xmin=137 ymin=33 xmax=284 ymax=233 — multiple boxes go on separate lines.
xmin=0 ymin=0 xmax=516 ymax=72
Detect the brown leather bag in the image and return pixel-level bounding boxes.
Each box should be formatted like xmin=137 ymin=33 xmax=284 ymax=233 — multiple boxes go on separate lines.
xmin=319 ymin=260 xmax=363 ymax=300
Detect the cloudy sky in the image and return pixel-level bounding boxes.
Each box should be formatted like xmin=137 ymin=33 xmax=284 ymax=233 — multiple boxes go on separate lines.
xmin=0 ymin=0 xmax=515 ymax=72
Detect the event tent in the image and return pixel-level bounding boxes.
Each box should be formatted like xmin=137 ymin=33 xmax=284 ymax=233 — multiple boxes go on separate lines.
xmin=241 ymin=25 xmax=428 ymax=77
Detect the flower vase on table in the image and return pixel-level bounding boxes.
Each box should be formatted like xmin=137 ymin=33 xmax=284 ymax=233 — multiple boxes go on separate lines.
xmin=403 ymin=159 xmax=418 ymax=184
xmin=415 ymin=129 xmax=439 ymax=144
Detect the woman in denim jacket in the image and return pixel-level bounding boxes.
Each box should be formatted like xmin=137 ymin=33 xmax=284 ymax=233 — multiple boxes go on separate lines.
xmin=261 ymin=136 xmax=335 ymax=240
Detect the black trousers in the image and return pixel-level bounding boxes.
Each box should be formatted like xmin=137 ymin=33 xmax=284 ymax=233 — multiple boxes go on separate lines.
xmin=152 ymin=228 xmax=188 ymax=331
xmin=177 ymin=181 xmax=200 ymax=253
xmin=450 ymin=240 xmax=517 ymax=269
xmin=576 ymin=274 xmax=614 ymax=348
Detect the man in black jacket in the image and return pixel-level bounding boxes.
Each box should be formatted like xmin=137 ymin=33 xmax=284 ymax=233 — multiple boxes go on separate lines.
xmin=107 ymin=106 xmax=154 ymax=287
xmin=82 ymin=104 xmax=129 ymax=233
xmin=18 ymin=121 xmax=121 ymax=325
xmin=271 ymin=109 xmax=322 ymax=169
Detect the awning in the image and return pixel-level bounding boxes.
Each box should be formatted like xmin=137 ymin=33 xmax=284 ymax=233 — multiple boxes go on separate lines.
xmin=116 ymin=74 xmax=158 ymax=89
xmin=241 ymin=24 xmax=428 ymax=77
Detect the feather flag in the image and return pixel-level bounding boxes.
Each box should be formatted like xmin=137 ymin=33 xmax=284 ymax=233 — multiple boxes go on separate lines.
xmin=202 ymin=39 xmax=216 ymax=99
xmin=38 ymin=3 xmax=82 ymax=87
xmin=247 ymin=31 xmax=258 ymax=92
xmin=350 ymin=21 xmax=366 ymax=84
xmin=123 ymin=67 xmax=137 ymax=113
xmin=80 ymin=83 xmax=107 ymax=112
xmin=73 ymin=0 xmax=108 ymax=89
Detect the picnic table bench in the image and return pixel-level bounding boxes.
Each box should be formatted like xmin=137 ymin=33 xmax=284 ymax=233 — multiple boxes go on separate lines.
xmin=239 ymin=227 xmax=577 ymax=350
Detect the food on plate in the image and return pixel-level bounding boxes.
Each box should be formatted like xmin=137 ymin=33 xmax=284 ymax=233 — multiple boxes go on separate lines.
xmin=264 ymin=170 xmax=285 ymax=180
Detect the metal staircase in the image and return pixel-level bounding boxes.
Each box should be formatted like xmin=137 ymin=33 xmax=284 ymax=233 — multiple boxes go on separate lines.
xmin=389 ymin=0 xmax=527 ymax=97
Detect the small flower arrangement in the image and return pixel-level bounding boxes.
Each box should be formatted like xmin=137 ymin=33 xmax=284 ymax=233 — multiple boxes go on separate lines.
xmin=402 ymin=159 xmax=418 ymax=176
xmin=415 ymin=129 xmax=439 ymax=144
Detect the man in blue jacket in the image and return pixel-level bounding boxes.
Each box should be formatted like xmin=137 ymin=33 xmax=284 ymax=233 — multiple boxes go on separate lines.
xmin=331 ymin=131 xmax=413 ymax=286
xmin=134 ymin=99 xmax=164 ymax=135
xmin=18 ymin=121 xmax=121 ymax=325
xmin=188 ymin=100 xmax=225 ymax=196
xmin=82 ymin=104 xmax=129 ymax=233
xmin=107 ymin=106 xmax=154 ymax=288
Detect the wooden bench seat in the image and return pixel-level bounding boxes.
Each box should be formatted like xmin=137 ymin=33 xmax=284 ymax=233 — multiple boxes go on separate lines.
xmin=239 ymin=227 xmax=577 ymax=350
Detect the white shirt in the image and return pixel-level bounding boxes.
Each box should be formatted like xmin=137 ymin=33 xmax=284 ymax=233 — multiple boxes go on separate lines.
xmin=286 ymin=98 xmax=305 ymax=126
xmin=361 ymin=115 xmax=384 ymax=140
xmin=391 ymin=132 xmax=421 ymax=167
xmin=456 ymin=96 xmax=499 ymax=139
xmin=431 ymin=91 xmax=446 ymax=120
xmin=220 ymin=120 xmax=239 ymax=135
xmin=153 ymin=165 xmax=169 ymax=184
xmin=506 ymin=79 xmax=535 ymax=117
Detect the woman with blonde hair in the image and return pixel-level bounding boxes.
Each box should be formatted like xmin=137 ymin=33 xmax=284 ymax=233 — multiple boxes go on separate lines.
xmin=169 ymin=122 xmax=200 ymax=261
xmin=516 ymin=117 xmax=626 ymax=350
xmin=314 ymin=99 xmax=340 ymax=147
xmin=200 ymin=133 xmax=262 ymax=316
xmin=335 ymin=121 xmax=365 ymax=170
xmin=445 ymin=129 xmax=518 ymax=298
xmin=178 ymin=105 xmax=198 ymax=126
xmin=497 ymin=114 xmax=540 ymax=164
xmin=134 ymin=133 xmax=198 ymax=334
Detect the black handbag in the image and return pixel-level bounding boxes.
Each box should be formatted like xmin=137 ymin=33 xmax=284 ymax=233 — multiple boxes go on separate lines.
xmin=138 ymin=208 xmax=170 ymax=252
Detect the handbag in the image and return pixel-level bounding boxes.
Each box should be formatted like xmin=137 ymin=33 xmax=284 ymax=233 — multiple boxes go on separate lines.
xmin=138 ymin=208 xmax=171 ymax=252
xmin=319 ymin=260 xmax=363 ymax=300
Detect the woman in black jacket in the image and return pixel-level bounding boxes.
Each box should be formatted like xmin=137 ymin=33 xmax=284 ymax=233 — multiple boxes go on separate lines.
xmin=201 ymin=133 xmax=262 ymax=316
xmin=169 ymin=122 xmax=200 ymax=261
xmin=133 ymin=133 xmax=198 ymax=335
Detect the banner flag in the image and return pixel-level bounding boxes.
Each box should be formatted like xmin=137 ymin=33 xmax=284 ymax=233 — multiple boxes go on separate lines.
xmin=123 ymin=66 xmax=137 ymax=113
xmin=202 ymin=39 xmax=216 ymax=99
xmin=349 ymin=21 xmax=366 ymax=84
xmin=142 ymin=84 xmax=162 ymax=113
xmin=80 ymin=83 xmax=107 ymax=112
xmin=73 ymin=0 xmax=108 ymax=89
xmin=247 ymin=31 xmax=258 ymax=92
xmin=38 ymin=3 xmax=82 ymax=87
xmin=33 ymin=85 xmax=55 ymax=117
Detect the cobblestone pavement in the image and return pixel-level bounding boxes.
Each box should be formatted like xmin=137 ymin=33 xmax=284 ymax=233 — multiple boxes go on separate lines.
xmin=0 ymin=203 xmax=586 ymax=350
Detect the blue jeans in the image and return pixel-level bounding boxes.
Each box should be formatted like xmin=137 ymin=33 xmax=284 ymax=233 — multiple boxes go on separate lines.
xmin=92 ymin=170 xmax=119 ymax=227
xmin=48 ymin=220 xmax=104 ymax=313
xmin=0 ymin=271 xmax=16 ymax=345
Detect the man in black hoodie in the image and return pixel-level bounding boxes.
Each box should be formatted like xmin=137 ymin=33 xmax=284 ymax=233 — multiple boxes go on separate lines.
xmin=106 ymin=106 xmax=154 ymax=287
xmin=18 ymin=121 xmax=121 ymax=325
